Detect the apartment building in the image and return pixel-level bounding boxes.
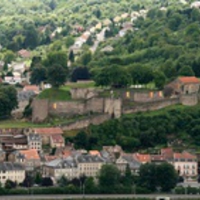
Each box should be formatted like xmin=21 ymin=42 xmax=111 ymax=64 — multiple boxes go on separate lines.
xmin=27 ymin=133 xmax=42 ymax=152
xmin=0 ymin=162 xmax=25 ymax=186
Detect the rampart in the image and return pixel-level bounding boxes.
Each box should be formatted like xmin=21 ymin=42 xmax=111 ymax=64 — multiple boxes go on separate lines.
xmin=62 ymin=114 xmax=110 ymax=131
xmin=32 ymin=88 xmax=199 ymax=126
xmin=123 ymin=97 xmax=180 ymax=114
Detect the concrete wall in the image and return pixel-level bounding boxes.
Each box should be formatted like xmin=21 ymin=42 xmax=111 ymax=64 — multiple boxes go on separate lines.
xmin=62 ymin=114 xmax=110 ymax=131
xmin=32 ymin=99 xmax=49 ymax=123
xmin=123 ymin=98 xmax=180 ymax=114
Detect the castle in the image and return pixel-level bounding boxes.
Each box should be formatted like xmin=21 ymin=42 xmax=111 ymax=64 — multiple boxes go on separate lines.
xmin=32 ymin=77 xmax=200 ymax=128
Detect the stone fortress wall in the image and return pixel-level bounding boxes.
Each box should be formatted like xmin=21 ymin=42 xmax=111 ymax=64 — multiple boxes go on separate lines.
xmin=32 ymin=88 xmax=199 ymax=126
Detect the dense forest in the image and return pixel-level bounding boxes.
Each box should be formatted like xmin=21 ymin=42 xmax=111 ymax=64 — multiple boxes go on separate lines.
xmin=90 ymin=6 xmax=200 ymax=88
xmin=70 ymin=105 xmax=200 ymax=152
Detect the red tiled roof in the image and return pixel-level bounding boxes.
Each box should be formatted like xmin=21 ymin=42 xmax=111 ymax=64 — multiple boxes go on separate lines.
xmin=174 ymin=152 xmax=196 ymax=160
xmin=89 ymin=150 xmax=100 ymax=156
xmin=178 ymin=76 xmax=200 ymax=84
xmin=18 ymin=49 xmax=31 ymax=58
xmin=51 ymin=134 xmax=64 ymax=143
xmin=20 ymin=149 xmax=40 ymax=160
xmin=23 ymin=85 xmax=39 ymax=92
xmin=161 ymin=148 xmax=173 ymax=159
xmin=134 ymin=153 xmax=151 ymax=163
xmin=33 ymin=127 xmax=63 ymax=135
xmin=62 ymin=150 xmax=72 ymax=158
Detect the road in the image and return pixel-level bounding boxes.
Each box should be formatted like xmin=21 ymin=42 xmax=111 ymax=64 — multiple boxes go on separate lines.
xmin=1 ymin=194 xmax=200 ymax=200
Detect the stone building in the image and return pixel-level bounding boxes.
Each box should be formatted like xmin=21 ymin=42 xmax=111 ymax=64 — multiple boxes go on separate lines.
xmin=166 ymin=76 xmax=200 ymax=95
xmin=43 ymin=154 xmax=105 ymax=181
xmin=25 ymin=127 xmax=63 ymax=145
xmin=27 ymin=133 xmax=42 ymax=152
xmin=0 ymin=162 xmax=25 ymax=186
xmin=8 ymin=149 xmax=41 ymax=171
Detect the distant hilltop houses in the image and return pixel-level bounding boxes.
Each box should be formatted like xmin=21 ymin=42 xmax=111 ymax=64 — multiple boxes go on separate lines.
xmin=0 ymin=126 xmax=198 ymax=186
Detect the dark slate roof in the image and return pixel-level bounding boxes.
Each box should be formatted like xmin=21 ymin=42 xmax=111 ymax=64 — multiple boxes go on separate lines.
xmin=0 ymin=162 xmax=24 ymax=171
xmin=28 ymin=133 xmax=41 ymax=141
xmin=46 ymin=157 xmax=77 ymax=169
xmin=76 ymin=154 xmax=105 ymax=163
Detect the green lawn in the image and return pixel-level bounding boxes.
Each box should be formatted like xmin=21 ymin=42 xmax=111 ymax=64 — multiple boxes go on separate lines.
xmin=38 ymin=88 xmax=71 ymax=101
xmin=0 ymin=119 xmax=51 ymax=128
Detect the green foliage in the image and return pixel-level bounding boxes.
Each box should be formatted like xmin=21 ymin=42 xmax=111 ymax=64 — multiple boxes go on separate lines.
xmin=30 ymin=65 xmax=47 ymax=85
xmin=71 ymin=104 xmax=200 ymax=151
xmin=0 ymin=85 xmax=18 ymax=119
xmin=99 ymin=164 xmax=121 ymax=193
xmin=94 ymin=65 xmax=131 ymax=87
xmin=139 ymin=163 xmax=178 ymax=192
xmin=178 ymin=65 xmax=195 ymax=76
xmin=38 ymin=88 xmax=71 ymax=101
xmin=45 ymin=51 xmax=68 ymax=68
xmin=47 ymin=64 xmax=68 ymax=88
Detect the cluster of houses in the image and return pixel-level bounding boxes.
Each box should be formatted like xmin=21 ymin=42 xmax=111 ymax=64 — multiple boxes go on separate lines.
xmin=0 ymin=127 xmax=198 ymax=186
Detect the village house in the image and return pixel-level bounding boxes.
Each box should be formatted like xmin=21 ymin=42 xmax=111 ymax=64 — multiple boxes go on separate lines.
xmin=25 ymin=127 xmax=63 ymax=145
xmin=43 ymin=156 xmax=79 ymax=181
xmin=0 ymin=134 xmax=28 ymax=151
xmin=43 ymin=154 xmax=105 ymax=181
xmin=102 ymin=145 xmax=123 ymax=162
xmin=8 ymin=149 xmax=41 ymax=171
xmin=0 ymin=162 xmax=25 ymax=186
xmin=76 ymin=154 xmax=105 ymax=177
xmin=50 ymin=134 xmax=65 ymax=148
xmin=116 ymin=154 xmax=141 ymax=175
xmin=173 ymin=151 xmax=198 ymax=180
xmin=27 ymin=133 xmax=42 ymax=152
xmin=18 ymin=49 xmax=31 ymax=59
xmin=134 ymin=153 xmax=151 ymax=164
xmin=23 ymin=85 xmax=40 ymax=94
xmin=166 ymin=76 xmax=200 ymax=95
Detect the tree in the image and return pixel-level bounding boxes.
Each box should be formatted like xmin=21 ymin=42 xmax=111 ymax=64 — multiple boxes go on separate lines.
xmin=45 ymin=51 xmax=68 ymax=68
xmin=178 ymin=66 xmax=195 ymax=76
xmin=71 ymin=67 xmax=90 ymax=82
xmin=129 ymin=65 xmax=154 ymax=85
xmin=21 ymin=174 xmax=34 ymax=187
xmin=79 ymin=51 xmax=92 ymax=66
xmin=34 ymin=172 xmax=42 ymax=185
xmin=98 ymin=164 xmax=121 ymax=192
xmin=74 ymin=131 xmax=88 ymax=149
xmin=157 ymin=163 xmax=178 ymax=192
xmin=3 ymin=50 xmax=15 ymax=64
xmin=57 ymin=175 xmax=68 ymax=187
xmin=30 ymin=65 xmax=47 ymax=85
xmin=69 ymin=50 xmax=75 ymax=63
xmin=94 ymin=66 xmax=131 ymax=88
xmin=124 ymin=164 xmax=132 ymax=187
xmin=154 ymin=71 xmax=166 ymax=89
xmin=30 ymin=56 xmax=42 ymax=69
xmin=65 ymin=36 xmax=75 ymax=48
xmin=41 ymin=177 xmax=53 ymax=187
xmin=86 ymin=35 xmax=94 ymax=46
xmin=139 ymin=163 xmax=178 ymax=192
xmin=0 ymin=85 xmax=18 ymax=119
xmin=4 ymin=179 xmax=17 ymax=189
xmin=23 ymin=24 xmax=39 ymax=49
xmin=138 ymin=163 xmax=157 ymax=192
xmin=85 ymin=177 xmax=97 ymax=194
xmin=47 ymin=64 xmax=68 ymax=88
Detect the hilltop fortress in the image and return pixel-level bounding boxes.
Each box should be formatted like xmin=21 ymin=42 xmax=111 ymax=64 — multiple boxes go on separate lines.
xmin=32 ymin=77 xmax=200 ymax=130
